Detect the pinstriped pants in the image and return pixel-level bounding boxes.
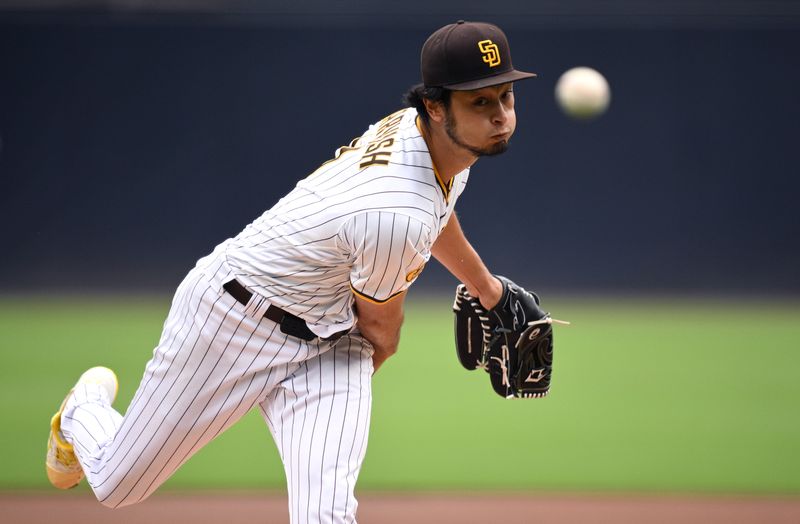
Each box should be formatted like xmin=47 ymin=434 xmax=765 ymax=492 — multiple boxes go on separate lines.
xmin=60 ymin=254 xmax=374 ymax=523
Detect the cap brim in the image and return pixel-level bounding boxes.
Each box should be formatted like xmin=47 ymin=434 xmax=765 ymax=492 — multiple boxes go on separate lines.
xmin=443 ymin=69 xmax=537 ymax=91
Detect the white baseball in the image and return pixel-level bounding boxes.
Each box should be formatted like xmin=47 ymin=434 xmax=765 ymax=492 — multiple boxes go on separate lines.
xmin=555 ymin=66 xmax=611 ymax=119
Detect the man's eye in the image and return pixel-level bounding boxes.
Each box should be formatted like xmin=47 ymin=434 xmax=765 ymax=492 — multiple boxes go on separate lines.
xmin=474 ymin=98 xmax=488 ymax=106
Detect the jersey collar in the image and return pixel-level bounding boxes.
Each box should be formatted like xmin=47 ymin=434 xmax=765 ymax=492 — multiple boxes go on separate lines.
xmin=415 ymin=115 xmax=454 ymax=203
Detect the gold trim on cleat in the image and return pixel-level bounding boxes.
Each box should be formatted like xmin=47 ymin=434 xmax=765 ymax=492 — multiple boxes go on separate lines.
xmin=45 ymin=366 xmax=119 ymax=490
xmin=50 ymin=399 xmax=74 ymax=453
xmin=46 ymin=389 xmax=83 ymax=489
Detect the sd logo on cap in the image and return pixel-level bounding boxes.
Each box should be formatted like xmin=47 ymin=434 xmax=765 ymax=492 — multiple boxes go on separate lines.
xmin=421 ymin=20 xmax=536 ymax=90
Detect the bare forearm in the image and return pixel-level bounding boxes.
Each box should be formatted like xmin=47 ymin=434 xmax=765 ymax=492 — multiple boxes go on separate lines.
xmin=370 ymin=339 xmax=399 ymax=373
xmin=353 ymin=292 xmax=406 ymax=374
xmin=432 ymin=214 xmax=502 ymax=309
xmin=358 ymin=318 xmax=402 ymax=373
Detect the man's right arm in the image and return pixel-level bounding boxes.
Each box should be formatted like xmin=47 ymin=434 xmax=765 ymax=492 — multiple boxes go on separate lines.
xmin=353 ymin=291 xmax=406 ymax=373
xmin=340 ymin=210 xmax=427 ymax=372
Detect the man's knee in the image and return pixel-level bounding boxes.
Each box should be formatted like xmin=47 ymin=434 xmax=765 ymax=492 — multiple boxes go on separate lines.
xmin=93 ymin=483 xmax=156 ymax=509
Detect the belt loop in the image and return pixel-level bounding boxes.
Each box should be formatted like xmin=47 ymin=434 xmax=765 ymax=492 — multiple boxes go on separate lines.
xmin=243 ymin=292 xmax=270 ymax=319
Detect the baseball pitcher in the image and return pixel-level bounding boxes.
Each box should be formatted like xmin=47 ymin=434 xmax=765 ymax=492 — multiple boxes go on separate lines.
xmin=45 ymin=20 xmax=560 ymax=523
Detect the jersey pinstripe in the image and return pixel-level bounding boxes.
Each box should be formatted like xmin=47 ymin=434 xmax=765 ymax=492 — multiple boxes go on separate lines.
xmin=223 ymin=107 xmax=469 ymax=337
xmin=61 ymin=255 xmax=374 ymax=521
xmin=57 ymin=106 xmax=472 ymax=523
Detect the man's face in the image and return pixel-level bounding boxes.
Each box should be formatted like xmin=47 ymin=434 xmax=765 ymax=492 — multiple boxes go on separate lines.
xmin=444 ymin=83 xmax=517 ymax=157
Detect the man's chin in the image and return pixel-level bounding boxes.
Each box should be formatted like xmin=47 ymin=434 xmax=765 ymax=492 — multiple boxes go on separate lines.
xmin=444 ymin=121 xmax=510 ymax=157
xmin=477 ymin=140 xmax=509 ymax=157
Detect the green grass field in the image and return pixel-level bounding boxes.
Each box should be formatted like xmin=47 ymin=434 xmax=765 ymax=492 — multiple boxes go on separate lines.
xmin=1 ymin=295 xmax=798 ymax=494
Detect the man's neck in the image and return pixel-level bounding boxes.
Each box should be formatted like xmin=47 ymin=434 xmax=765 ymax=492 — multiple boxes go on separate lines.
xmin=419 ymin=119 xmax=476 ymax=184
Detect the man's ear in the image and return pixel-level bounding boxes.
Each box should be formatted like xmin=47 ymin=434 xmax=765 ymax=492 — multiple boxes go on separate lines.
xmin=423 ymin=98 xmax=446 ymax=124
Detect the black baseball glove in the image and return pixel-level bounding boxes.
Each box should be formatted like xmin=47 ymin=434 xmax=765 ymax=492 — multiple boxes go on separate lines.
xmin=453 ymin=276 xmax=560 ymax=398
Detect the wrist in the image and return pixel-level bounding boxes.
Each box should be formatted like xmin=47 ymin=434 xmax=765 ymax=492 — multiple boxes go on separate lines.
xmin=471 ymin=275 xmax=503 ymax=310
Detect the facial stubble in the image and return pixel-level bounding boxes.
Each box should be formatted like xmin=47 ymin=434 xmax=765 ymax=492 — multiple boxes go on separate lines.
xmin=444 ymin=110 xmax=509 ymax=157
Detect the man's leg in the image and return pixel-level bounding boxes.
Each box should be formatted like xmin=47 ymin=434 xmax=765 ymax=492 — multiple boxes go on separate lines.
xmin=46 ymin=366 xmax=120 ymax=489
xmin=261 ymin=334 xmax=374 ymax=524
xmin=55 ymin=260 xmax=316 ymax=508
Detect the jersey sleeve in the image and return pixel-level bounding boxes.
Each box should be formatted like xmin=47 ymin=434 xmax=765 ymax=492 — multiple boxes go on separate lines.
xmin=340 ymin=211 xmax=432 ymax=303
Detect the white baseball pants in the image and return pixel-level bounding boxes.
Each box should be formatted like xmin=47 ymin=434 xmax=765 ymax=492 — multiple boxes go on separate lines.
xmin=59 ymin=254 xmax=374 ymax=523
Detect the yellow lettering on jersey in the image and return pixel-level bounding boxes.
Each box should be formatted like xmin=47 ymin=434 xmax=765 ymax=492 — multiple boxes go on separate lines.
xmin=359 ymin=151 xmax=392 ymax=168
xmin=306 ymin=136 xmax=362 ymax=180
xmin=405 ymin=263 xmax=425 ymax=283
xmin=307 ymin=110 xmax=406 ymax=177
xmin=365 ymin=138 xmax=394 ymax=154
xmin=333 ymin=137 xmax=362 ymax=159
xmin=359 ymin=110 xmax=404 ymax=169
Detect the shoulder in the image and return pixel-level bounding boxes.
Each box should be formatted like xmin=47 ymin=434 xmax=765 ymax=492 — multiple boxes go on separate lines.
xmin=345 ymin=112 xmax=438 ymax=222
xmin=359 ymin=109 xmax=437 ymax=194
xmin=339 ymin=210 xmax=433 ymax=254
xmin=343 ymin=209 xmax=433 ymax=239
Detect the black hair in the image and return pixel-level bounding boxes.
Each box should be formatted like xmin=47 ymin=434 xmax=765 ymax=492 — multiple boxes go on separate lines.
xmin=402 ymin=83 xmax=452 ymax=126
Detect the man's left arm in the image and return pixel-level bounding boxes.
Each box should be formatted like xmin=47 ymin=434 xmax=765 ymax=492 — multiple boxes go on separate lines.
xmin=431 ymin=213 xmax=503 ymax=310
xmin=437 ymin=213 xmax=562 ymax=399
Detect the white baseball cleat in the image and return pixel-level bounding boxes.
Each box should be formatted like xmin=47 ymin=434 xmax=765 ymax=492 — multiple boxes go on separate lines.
xmin=45 ymin=366 xmax=118 ymax=489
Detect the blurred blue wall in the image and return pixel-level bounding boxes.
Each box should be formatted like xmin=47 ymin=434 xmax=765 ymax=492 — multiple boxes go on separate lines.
xmin=1 ymin=13 xmax=798 ymax=294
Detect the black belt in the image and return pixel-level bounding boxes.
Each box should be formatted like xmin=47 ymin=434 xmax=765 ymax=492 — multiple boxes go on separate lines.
xmin=223 ymin=279 xmax=345 ymax=342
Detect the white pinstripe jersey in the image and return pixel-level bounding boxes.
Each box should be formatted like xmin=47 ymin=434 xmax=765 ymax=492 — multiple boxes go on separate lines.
xmin=221 ymin=107 xmax=469 ymax=337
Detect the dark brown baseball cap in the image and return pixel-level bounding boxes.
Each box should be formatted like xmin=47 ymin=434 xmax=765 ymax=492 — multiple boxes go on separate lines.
xmin=421 ymin=20 xmax=536 ymax=90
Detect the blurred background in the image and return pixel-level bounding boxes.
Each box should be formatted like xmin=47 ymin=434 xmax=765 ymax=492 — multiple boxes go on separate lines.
xmin=1 ymin=1 xmax=799 ymax=521
xmin=2 ymin=0 xmax=798 ymax=295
